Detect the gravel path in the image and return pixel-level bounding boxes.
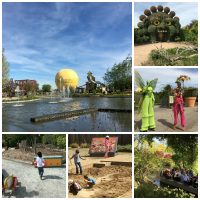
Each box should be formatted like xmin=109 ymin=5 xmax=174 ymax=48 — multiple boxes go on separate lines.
xmin=134 ymin=42 xmax=191 ymax=66
xmin=3 ymin=159 xmax=66 ymax=198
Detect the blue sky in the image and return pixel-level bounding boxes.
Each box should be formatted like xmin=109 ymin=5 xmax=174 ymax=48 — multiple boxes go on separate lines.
xmin=3 ymin=2 xmax=132 ymax=89
xmin=134 ymin=2 xmax=198 ymax=28
xmin=135 ymin=68 xmax=198 ymax=92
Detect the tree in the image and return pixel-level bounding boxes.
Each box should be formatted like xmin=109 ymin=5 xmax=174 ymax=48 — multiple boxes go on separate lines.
xmin=2 ymin=49 xmax=9 ymax=92
xmin=135 ymin=134 xmax=198 ymax=198
xmin=180 ymin=20 xmax=198 ymax=45
xmin=23 ymin=82 xmax=39 ymax=96
xmin=134 ymin=136 xmax=173 ymax=181
xmin=103 ymin=56 xmax=132 ymax=92
xmin=144 ymin=134 xmax=198 ymax=172
xmin=68 ymin=134 xmax=132 ymax=146
xmin=42 ymin=84 xmax=51 ymax=93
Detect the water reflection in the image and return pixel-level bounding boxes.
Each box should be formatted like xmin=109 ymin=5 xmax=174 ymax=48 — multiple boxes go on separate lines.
xmin=3 ymin=97 xmax=132 ymax=132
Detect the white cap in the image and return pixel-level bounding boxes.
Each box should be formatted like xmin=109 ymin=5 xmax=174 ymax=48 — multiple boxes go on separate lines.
xmin=106 ymin=135 xmax=109 ymax=138
xmin=68 ymin=179 xmax=73 ymax=185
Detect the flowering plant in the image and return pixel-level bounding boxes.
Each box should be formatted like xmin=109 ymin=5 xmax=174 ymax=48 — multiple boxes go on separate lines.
xmin=176 ymin=75 xmax=191 ymax=82
xmin=176 ymin=75 xmax=191 ymax=89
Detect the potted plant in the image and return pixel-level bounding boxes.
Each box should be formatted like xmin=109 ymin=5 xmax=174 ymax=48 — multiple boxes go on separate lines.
xmin=176 ymin=75 xmax=196 ymax=107
xmin=184 ymin=87 xmax=197 ymax=107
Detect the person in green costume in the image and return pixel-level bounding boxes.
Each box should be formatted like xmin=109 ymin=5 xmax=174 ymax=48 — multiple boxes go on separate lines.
xmin=135 ymin=71 xmax=158 ymax=132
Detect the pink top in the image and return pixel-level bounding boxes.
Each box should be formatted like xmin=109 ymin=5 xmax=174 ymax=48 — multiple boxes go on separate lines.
xmin=105 ymin=138 xmax=109 ymax=148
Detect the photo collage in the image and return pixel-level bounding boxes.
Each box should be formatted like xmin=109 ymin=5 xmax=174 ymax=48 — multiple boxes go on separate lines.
xmin=1 ymin=0 xmax=199 ymax=199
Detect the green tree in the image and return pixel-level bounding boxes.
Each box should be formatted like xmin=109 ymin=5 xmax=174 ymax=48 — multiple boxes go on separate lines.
xmin=42 ymin=84 xmax=51 ymax=93
xmin=104 ymin=56 xmax=132 ymax=92
xmin=2 ymin=49 xmax=9 ymax=92
xmin=145 ymin=134 xmax=198 ymax=173
xmin=134 ymin=136 xmax=173 ymax=181
xmin=180 ymin=20 xmax=198 ymax=45
xmin=2 ymin=134 xmax=36 ymax=148
xmin=56 ymin=135 xmax=66 ymax=149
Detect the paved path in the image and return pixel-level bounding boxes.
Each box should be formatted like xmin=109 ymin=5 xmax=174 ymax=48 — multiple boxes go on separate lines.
xmin=3 ymin=159 xmax=66 ymax=198
xmin=134 ymin=42 xmax=191 ymax=66
xmin=134 ymin=105 xmax=198 ymax=132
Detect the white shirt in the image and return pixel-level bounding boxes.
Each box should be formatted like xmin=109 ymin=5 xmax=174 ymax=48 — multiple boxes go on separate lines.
xmin=36 ymin=157 xmax=44 ymax=167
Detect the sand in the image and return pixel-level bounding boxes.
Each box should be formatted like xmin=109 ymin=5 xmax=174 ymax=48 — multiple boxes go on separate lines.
xmin=68 ymin=166 xmax=132 ymax=198
xmin=68 ymin=148 xmax=132 ymax=198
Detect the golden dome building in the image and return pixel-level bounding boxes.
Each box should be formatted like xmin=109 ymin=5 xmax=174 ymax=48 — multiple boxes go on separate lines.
xmin=55 ymin=69 xmax=79 ymax=91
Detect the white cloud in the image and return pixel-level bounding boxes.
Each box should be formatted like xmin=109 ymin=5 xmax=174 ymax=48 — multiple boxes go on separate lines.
xmin=135 ymin=68 xmax=198 ymax=92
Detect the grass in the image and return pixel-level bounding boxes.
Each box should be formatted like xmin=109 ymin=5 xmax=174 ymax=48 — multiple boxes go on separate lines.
xmin=3 ymin=96 xmax=40 ymax=102
xmin=72 ymin=93 xmax=132 ymax=98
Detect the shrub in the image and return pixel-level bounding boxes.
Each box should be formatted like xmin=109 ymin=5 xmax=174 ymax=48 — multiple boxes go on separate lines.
xmin=134 ymin=182 xmax=195 ymax=198
xmin=180 ymin=20 xmax=198 ymax=45
xmin=184 ymin=87 xmax=198 ymax=98
xmin=56 ymin=136 xmax=66 ymax=149
xmin=80 ymin=143 xmax=89 ymax=148
xmin=135 ymin=28 xmax=150 ymax=44
xmin=117 ymin=144 xmax=132 ymax=152
xmin=147 ymin=47 xmax=198 ymax=66
xmin=70 ymin=143 xmax=79 ymax=148
xmin=42 ymin=135 xmax=55 ymax=145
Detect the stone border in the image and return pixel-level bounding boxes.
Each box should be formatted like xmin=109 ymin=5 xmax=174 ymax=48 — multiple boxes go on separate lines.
xmin=3 ymin=99 xmax=40 ymax=104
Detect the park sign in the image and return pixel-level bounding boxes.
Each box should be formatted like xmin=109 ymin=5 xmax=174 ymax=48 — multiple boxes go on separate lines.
xmin=89 ymin=137 xmax=118 ymax=157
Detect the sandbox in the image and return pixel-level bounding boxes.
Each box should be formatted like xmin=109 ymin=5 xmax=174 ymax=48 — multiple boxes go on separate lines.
xmin=68 ymin=164 xmax=132 ymax=198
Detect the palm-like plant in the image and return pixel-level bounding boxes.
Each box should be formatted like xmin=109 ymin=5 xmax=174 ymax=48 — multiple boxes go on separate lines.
xmin=135 ymin=70 xmax=158 ymax=113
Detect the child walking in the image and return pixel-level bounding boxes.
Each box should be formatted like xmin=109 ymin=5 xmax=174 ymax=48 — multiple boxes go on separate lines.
xmin=36 ymin=152 xmax=45 ymax=180
xmin=70 ymin=149 xmax=85 ymax=175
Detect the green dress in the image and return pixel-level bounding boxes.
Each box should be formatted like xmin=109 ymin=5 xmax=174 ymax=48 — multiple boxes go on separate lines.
xmin=141 ymin=86 xmax=156 ymax=131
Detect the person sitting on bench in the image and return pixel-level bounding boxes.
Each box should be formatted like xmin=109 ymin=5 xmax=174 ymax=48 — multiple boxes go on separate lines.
xmin=163 ymin=169 xmax=172 ymax=179
xmin=181 ymin=171 xmax=190 ymax=184
xmin=173 ymin=169 xmax=181 ymax=181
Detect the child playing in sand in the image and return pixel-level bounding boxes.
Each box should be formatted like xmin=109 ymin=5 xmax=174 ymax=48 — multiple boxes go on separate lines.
xmin=68 ymin=179 xmax=82 ymax=195
xmin=36 ymin=152 xmax=45 ymax=180
xmin=84 ymin=175 xmax=96 ymax=188
xmin=70 ymin=149 xmax=86 ymax=175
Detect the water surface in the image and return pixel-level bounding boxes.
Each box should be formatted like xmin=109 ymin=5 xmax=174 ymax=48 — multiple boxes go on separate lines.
xmin=3 ymin=97 xmax=132 ymax=132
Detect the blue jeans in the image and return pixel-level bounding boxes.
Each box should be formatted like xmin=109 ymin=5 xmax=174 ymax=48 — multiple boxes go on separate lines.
xmin=75 ymin=162 xmax=82 ymax=174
